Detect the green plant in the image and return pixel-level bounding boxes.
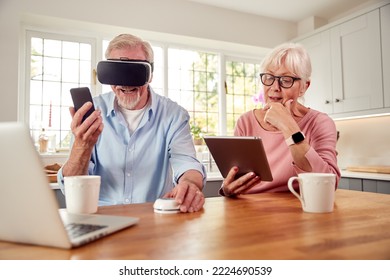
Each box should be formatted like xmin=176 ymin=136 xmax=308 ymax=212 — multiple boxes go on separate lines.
xmin=190 ymin=123 xmax=203 ymax=139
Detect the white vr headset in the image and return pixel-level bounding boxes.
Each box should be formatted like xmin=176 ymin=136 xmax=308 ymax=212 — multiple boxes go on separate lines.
xmin=96 ymin=59 xmax=153 ymax=86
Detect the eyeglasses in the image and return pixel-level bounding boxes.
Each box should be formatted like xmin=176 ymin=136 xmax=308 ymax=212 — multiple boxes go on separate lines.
xmin=260 ymin=73 xmax=301 ymax=89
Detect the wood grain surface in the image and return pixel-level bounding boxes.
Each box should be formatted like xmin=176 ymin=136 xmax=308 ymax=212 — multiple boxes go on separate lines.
xmin=1 ymin=189 xmax=389 ymax=260
xmin=346 ymin=165 xmax=390 ymax=174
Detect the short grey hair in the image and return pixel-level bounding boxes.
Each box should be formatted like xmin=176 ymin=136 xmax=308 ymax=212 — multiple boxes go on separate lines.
xmin=105 ymin=34 xmax=154 ymax=63
xmin=260 ymin=42 xmax=312 ymax=83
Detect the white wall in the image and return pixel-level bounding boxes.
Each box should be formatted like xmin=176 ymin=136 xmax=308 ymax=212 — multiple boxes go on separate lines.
xmin=335 ymin=115 xmax=390 ymax=169
xmin=0 ymin=0 xmax=297 ymax=122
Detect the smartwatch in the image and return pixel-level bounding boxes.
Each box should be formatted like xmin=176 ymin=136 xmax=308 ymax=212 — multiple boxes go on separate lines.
xmin=285 ymin=131 xmax=305 ymax=146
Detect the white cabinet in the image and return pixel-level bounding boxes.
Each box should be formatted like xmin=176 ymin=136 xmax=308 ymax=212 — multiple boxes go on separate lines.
xmin=330 ymin=10 xmax=382 ymax=115
xmin=298 ymin=30 xmax=333 ymax=114
xmin=296 ymin=6 xmax=389 ymax=119
xmin=381 ymin=4 xmax=390 ymax=108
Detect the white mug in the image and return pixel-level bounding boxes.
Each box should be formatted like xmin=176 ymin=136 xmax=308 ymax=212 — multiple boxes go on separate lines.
xmin=288 ymin=173 xmax=336 ymax=213
xmin=64 ymin=175 xmax=101 ymax=214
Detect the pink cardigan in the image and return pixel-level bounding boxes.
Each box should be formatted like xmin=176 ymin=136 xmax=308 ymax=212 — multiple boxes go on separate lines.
xmin=233 ymin=109 xmax=340 ymax=193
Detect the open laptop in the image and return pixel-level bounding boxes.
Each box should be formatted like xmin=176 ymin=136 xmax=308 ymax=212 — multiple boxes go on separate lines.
xmin=204 ymin=136 xmax=273 ymax=181
xmin=0 ymin=122 xmax=139 ymax=249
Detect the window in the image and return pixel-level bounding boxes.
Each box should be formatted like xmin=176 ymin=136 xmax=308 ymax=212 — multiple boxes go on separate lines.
xmin=168 ymin=48 xmax=219 ymax=136
xmin=27 ymin=31 xmax=95 ymax=151
xmin=225 ymin=59 xmax=262 ymax=135
xmin=25 ymin=31 xmax=262 ymax=154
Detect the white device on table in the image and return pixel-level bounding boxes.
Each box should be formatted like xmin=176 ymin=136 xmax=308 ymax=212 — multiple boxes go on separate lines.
xmin=153 ymin=198 xmax=180 ymax=214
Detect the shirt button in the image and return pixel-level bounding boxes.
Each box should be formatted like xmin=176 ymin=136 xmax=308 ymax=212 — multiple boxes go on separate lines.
xmin=125 ymin=198 xmax=130 ymax=203
xmin=127 ymin=173 xmax=131 ymax=177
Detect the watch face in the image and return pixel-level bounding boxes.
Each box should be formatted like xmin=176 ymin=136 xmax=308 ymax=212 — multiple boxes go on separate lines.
xmin=292 ymin=132 xmax=305 ymax=143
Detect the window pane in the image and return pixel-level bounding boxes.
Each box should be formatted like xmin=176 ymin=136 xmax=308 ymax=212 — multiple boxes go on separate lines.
xmin=80 ymin=43 xmax=91 ymax=60
xmin=207 ymin=93 xmax=218 ymax=112
xmin=31 ymin=37 xmax=43 ymax=55
xmin=180 ymin=70 xmax=192 ymax=91
xmin=30 ymin=80 xmax=43 ymax=105
xmin=168 ymin=89 xmax=181 ymax=104
xmin=31 ymin=55 xmax=43 ymax=80
xmin=43 ymin=57 xmax=61 ymax=81
xmin=62 ymin=41 xmax=79 ymax=59
xmin=233 ymin=76 xmax=245 ymax=94
xmin=180 ymin=90 xmax=194 ymax=111
xmin=194 ymin=71 xmax=206 ymax=92
xmin=44 ymin=39 xmax=61 ymax=57
xmin=42 ymin=81 xmax=61 ymax=106
xmin=62 ymin=59 xmax=80 ymax=83
xmin=61 ymin=83 xmax=75 ymax=107
xmin=80 ymin=60 xmax=91 ymax=84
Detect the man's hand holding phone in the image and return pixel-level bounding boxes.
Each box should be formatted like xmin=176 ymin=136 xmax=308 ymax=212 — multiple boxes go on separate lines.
xmin=62 ymin=89 xmax=104 ymax=177
xmin=69 ymin=87 xmax=103 ymax=148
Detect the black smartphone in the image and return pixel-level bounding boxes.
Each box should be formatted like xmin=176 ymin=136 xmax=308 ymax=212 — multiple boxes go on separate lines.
xmin=70 ymin=87 xmax=95 ymax=123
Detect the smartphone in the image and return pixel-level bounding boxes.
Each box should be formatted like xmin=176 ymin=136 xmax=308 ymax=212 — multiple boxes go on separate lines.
xmin=70 ymin=87 xmax=95 ymax=123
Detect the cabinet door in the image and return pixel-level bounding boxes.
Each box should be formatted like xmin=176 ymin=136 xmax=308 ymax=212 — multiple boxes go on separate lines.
xmin=298 ymin=30 xmax=333 ymax=114
xmin=331 ymin=10 xmax=383 ymax=114
xmin=381 ymin=4 xmax=390 ymax=108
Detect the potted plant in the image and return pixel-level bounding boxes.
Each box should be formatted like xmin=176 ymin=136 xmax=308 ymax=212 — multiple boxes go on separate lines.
xmin=190 ymin=123 xmax=204 ymax=145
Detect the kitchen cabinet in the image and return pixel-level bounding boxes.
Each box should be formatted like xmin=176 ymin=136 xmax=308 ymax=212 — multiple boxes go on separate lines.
xmin=338 ymin=177 xmax=390 ymax=194
xmin=204 ymin=180 xmax=222 ymax=197
xmin=297 ymin=30 xmax=332 ymax=114
xmin=296 ymin=4 xmax=389 ymax=119
xmin=382 ymin=4 xmax=390 ymax=108
xmin=330 ymin=9 xmax=382 ymax=115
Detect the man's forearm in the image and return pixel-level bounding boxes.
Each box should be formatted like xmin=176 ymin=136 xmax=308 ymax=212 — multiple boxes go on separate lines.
xmin=62 ymin=146 xmax=93 ymax=176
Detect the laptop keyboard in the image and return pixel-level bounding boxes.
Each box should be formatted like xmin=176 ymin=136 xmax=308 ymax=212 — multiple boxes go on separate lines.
xmin=65 ymin=223 xmax=108 ymax=239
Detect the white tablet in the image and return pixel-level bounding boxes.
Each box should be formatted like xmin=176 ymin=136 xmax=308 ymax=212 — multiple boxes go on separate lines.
xmin=203 ymin=136 xmax=273 ymax=181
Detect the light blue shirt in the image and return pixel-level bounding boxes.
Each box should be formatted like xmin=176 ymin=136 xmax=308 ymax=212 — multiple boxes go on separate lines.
xmin=59 ymin=88 xmax=206 ymax=205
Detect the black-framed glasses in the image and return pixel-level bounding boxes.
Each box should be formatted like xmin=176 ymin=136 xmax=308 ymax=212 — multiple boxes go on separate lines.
xmin=260 ymin=73 xmax=301 ymax=89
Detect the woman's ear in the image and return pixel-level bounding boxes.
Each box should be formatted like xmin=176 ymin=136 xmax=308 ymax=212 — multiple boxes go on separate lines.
xmin=300 ymin=80 xmax=311 ymax=96
xmin=305 ymin=80 xmax=311 ymax=90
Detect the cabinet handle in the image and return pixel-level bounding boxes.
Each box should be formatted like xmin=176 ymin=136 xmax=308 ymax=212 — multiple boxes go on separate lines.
xmin=335 ymin=98 xmax=341 ymax=103
xmin=325 ymin=100 xmax=330 ymax=104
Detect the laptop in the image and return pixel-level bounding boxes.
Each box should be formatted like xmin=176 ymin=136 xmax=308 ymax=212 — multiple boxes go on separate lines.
xmin=0 ymin=122 xmax=139 ymax=249
xmin=203 ymin=136 xmax=273 ymax=181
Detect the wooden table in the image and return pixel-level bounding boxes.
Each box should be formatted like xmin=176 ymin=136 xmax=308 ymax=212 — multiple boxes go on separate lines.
xmin=0 ymin=189 xmax=389 ymax=260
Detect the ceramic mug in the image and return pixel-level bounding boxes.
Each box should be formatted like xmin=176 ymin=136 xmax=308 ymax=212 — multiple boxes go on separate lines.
xmin=64 ymin=175 xmax=101 ymax=214
xmin=288 ymin=173 xmax=336 ymax=213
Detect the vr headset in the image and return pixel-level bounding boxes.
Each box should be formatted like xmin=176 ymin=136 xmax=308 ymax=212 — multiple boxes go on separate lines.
xmin=96 ymin=59 xmax=153 ymax=87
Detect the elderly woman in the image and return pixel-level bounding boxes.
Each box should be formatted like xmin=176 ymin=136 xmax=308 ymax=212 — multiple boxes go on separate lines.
xmin=221 ymin=43 xmax=340 ymax=196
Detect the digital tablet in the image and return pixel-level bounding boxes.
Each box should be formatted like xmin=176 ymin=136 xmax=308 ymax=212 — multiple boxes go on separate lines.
xmin=203 ymin=136 xmax=273 ymax=181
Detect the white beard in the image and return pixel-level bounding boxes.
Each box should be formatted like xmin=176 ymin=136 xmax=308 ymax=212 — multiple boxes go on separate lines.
xmin=117 ymin=92 xmax=141 ymax=110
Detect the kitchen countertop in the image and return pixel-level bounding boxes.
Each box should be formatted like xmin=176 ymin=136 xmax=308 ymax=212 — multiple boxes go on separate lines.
xmin=206 ymin=170 xmax=390 ymax=182
xmin=340 ymin=170 xmax=390 ymax=181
